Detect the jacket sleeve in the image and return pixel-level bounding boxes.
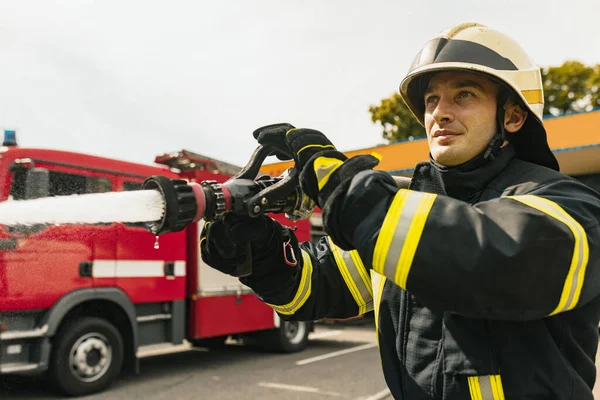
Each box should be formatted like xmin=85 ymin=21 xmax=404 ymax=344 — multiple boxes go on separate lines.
xmin=337 ymin=171 xmax=600 ymax=321
xmin=244 ymin=236 xmax=373 ymax=321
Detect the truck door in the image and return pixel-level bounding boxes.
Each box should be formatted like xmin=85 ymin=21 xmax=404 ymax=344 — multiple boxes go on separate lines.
xmin=1 ymin=165 xmax=116 ymax=310
xmin=114 ymin=178 xmax=187 ymax=347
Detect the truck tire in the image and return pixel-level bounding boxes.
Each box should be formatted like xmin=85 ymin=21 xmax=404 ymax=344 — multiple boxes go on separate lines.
xmin=259 ymin=321 xmax=310 ymax=353
xmin=50 ymin=317 xmax=124 ymax=396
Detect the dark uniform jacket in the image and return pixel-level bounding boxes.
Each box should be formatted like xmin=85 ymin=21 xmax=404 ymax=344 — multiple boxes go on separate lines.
xmin=244 ymin=145 xmax=600 ymax=400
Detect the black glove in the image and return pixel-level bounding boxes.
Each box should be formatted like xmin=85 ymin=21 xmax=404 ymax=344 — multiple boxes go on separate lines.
xmin=252 ymin=123 xmax=295 ymax=161
xmin=200 ymin=214 xmax=299 ymax=282
xmin=253 ymin=123 xmax=380 ymax=207
xmin=284 ymin=128 xmax=380 ymax=209
xmin=252 ymin=123 xmax=337 ymax=168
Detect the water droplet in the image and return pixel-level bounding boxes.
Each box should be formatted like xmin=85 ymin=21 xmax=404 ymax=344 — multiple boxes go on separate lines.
xmin=154 ymin=235 xmax=160 ymax=250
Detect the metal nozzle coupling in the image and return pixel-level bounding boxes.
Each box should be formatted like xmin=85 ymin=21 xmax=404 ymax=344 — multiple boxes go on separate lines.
xmin=142 ymin=176 xmax=200 ymax=235
xmin=141 ymin=175 xmax=234 ymax=235
xmin=141 ymin=173 xmax=312 ymax=236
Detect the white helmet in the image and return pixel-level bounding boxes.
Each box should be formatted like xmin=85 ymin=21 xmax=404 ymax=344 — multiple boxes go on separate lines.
xmin=399 ymin=22 xmax=558 ymax=170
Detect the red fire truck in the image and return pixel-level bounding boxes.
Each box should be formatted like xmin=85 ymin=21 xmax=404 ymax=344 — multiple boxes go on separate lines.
xmin=0 ymin=131 xmax=313 ymax=396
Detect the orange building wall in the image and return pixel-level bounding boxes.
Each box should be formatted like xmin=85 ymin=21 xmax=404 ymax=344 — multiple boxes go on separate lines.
xmin=260 ymin=110 xmax=600 ymax=177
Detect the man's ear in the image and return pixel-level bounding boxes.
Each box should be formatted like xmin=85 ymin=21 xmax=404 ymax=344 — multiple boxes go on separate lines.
xmin=504 ymin=100 xmax=528 ymax=133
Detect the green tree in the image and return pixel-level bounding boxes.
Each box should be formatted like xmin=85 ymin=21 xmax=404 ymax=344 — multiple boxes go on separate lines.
xmin=368 ymin=93 xmax=425 ymax=141
xmin=541 ymin=61 xmax=597 ymax=115
xmin=588 ymin=64 xmax=600 ymax=110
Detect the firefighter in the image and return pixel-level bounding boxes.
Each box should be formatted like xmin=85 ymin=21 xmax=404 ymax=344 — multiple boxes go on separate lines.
xmin=201 ymin=22 xmax=600 ymax=399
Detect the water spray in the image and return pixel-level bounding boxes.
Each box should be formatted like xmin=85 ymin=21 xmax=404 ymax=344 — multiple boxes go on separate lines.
xmin=0 ymin=190 xmax=165 ymax=227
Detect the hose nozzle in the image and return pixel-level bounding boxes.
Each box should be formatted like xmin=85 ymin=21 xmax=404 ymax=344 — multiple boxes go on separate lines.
xmin=142 ymin=176 xmax=202 ymax=235
xmin=142 ymin=172 xmax=313 ymax=236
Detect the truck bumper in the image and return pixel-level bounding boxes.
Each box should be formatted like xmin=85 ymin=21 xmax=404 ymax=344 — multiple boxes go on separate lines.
xmin=0 ymin=325 xmax=50 ymax=375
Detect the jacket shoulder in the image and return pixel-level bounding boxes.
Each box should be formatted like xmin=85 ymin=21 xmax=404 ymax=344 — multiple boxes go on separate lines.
xmin=489 ymin=158 xmax=582 ymax=195
xmin=488 ymin=159 xmax=600 ymax=229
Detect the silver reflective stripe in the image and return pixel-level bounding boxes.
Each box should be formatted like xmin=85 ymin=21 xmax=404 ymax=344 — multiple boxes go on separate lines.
xmin=345 ymin=250 xmax=373 ymax=313
xmin=468 ymin=375 xmax=505 ymax=400
xmin=382 ymin=192 xmax=423 ymax=281
xmin=316 ymin=163 xmax=340 ymax=182
xmin=506 ymin=195 xmax=589 ymax=314
xmin=327 ymin=238 xmax=373 ymax=314
xmin=522 ymin=195 xmax=586 ymax=312
xmin=266 ymin=250 xmax=313 ymax=315
xmin=479 ymin=376 xmax=494 ymax=399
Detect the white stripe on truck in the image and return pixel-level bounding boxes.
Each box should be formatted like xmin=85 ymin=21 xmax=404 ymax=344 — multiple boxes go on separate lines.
xmin=92 ymin=260 xmax=186 ymax=278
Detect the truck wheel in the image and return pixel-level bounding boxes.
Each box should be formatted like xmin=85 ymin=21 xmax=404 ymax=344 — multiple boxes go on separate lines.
xmin=50 ymin=317 xmax=124 ymax=396
xmin=260 ymin=321 xmax=310 ymax=353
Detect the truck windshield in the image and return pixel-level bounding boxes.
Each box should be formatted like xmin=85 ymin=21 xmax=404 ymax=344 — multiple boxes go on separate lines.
xmin=8 ymin=169 xmax=112 ymax=201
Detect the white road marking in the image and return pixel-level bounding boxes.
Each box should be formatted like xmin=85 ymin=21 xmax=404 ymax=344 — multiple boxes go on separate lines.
xmin=258 ymin=382 xmax=344 ymax=397
xmin=309 ymin=330 xmax=343 ymax=339
xmin=296 ymin=342 xmax=378 ymax=366
xmin=362 ymin=388 xmax=392 ymax=400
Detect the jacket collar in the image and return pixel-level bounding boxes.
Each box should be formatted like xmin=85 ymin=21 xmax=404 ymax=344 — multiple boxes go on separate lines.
xmin=410 ymin=144 xmax=516 ymax=201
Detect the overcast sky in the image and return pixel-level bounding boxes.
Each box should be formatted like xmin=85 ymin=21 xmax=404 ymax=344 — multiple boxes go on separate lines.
xmin=0 ymin=0 xmax=598 ymax=168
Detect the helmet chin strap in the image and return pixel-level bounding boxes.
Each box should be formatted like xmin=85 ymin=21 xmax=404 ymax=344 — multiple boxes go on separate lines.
xmin=483 ymin=93 xmax=509 ymax=162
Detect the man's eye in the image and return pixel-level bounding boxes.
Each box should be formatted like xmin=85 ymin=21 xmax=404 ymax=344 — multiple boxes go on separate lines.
xmin=457 ymin=91 xmax=474 ymax=99
xmin=425 ymin=96 xmax=438 ymax=104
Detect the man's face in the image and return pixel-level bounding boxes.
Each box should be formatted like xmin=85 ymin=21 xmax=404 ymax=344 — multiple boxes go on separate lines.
xmin=423 ymin=71 xmax=500 ymax=167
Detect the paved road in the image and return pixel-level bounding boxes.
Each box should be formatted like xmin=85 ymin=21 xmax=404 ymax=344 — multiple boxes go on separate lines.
xmin=0 ymin=324 xmax=389 ymax=400
xmin=2 ymin=323 xmax=600 ymax=399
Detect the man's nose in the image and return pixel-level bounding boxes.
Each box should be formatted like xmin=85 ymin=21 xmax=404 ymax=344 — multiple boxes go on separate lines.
xmin=431 ymin=96 xmax=454 ymax=124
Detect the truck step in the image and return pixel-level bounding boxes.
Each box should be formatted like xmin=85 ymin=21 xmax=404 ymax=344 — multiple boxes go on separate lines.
xmin=0 ymin=362 xmax=40 ymax=374
xmin=137 ymin=342 xmax=205 ymax=358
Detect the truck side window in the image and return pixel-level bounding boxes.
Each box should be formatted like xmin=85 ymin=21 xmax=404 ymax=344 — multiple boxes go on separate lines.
xmin=87 ymin=176 xmax=112 ymax=194
xmin=8 ymin=168 xmax=27 ymax=200
xmin=50 ymin=172 xmax=87 ymax=196
xmin=9 ymin=170 xmax=112 ymax=200
xmin=49 ymin=172 xmax=111 ymax=196
xmin=123 ymin=181 xmax=143 ymax=191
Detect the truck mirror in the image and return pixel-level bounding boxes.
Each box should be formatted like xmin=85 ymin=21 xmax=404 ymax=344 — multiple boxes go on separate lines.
xmin=25 ymin=168 xmax=50 ymax=200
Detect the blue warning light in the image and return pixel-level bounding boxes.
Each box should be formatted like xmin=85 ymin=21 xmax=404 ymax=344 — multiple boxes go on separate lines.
xmin=3 ymin=130 xmax=17 ymax=146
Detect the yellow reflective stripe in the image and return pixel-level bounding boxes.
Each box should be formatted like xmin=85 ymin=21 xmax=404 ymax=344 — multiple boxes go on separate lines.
xmin=468 ymin=376 xmax=481 ymax=400
xmin=521 ymin=89 xmax=543 ymax=104
xmin=313 ymin=157 xmax=344 ymax=189
xmin=198 ymin=237 xmax=206 ymax=257
xmin=327 ymin=238 xmax=373 ymax=314
xmin=350 ymin=250 xmax=373 ymax=298
xmin=373 ymin=190 xmax=410 ymax=274
xmin=506 ymin=195 xmax=589 ymax=314
xmin=491 ymin=375 xmax=505 ymax=400
xmin=286 ymin=127 xmax=337 ymax=155
xmin=370 ymin=151 xmax=382 ymax=161
xmin=298 ymin=143 xmax=336 ymax=156
xmin=371 ymin=271 xmax=387 ymax=343
xmin=373 ymin=189 xmax=437 ymax=289
xmin=266 ymin=250 xmax=313 ymax=315
xmin=468 ymin=375 xmax=505 ymax=400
